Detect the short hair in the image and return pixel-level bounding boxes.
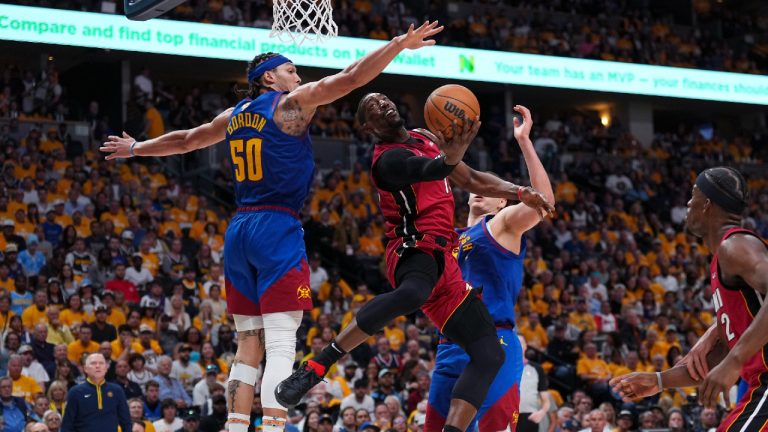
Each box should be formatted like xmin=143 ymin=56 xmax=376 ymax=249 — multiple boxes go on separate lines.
xmin=356 ymin=94 xmax=374 ymax=126
xmin=700 ymin=166 xmax=749 ymax=213
xmin=145 ymin=379 xmax=160 ymax=390
xmin=160 ymin=398 xmax=177 ymax=409
xmin=128 ymin=397 xmax=144 ymax=406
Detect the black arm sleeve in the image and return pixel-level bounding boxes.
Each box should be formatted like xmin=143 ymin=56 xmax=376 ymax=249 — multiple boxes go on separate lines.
xmin=372 ymin=148 xmax=456 ymax=192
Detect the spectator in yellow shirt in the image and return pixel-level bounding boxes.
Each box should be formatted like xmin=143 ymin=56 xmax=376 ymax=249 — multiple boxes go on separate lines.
xmin=22 ymin=290 xmax=48 ymax=331
xmin=7 ymin=354 xmax=42 ymax=403
xmin=46 ymin=306 xmax=75 ymax=346
xmin=67 ymin=325 xmax=100 ymax=364
xmin=0 ymin=292 xmax=15 ymax=333
xmin=519 ymin=312 xmax=549 ymax=351
xmin=569 ymin=297 xmax=596 ymax=332
xmin=131 ymin=325 xmax=163 ymax=358
xmin=576 ymin=343 xmax=612 ymax=402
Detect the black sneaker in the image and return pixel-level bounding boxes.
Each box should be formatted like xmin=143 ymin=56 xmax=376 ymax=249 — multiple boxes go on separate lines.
xmin=274 ymin=362 xmax=324 ymax=408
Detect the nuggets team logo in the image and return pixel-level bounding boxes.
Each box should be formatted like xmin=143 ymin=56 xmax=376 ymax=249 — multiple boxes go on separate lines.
xmin=499 ymin=336 xmax=508 ymax=346
xmin=297 ymin=285 xmax=311 ymax=300
xmin=512 ymin=411 xmax=519 ymax=424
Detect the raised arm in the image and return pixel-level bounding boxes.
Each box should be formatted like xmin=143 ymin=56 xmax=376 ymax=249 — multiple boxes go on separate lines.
xmin=450 ymin=163 xmax=555 ymax=219
xmin=490 ymin=105 xmax=555 ymax=237
xmin=287 ymin=22 xmax=443 ymax=109
xmin=100 ymin=107 xmax=233 ymax=160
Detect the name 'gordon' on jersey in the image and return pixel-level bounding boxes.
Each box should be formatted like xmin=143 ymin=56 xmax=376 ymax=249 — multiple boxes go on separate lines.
xmin=225 ymin=92 xmax=314 ymax=212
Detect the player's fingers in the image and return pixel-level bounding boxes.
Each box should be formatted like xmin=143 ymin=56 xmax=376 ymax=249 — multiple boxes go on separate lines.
xmin=687 ymin=358 xmax=701 ymax=381
xmin=724 ymin=386 xmax=731 ymax=407
xmin=429 ymin=25 xmax=445 ymax=35
xmin=700 ymin=381 xmax=712 ymax=408
xmin=422 ymin=40 xmax=437 ymax=46
xmin=451 ymin=120 xmax=462 ymax=138
xmin=433 ymin=129 xmax=446 ymax=145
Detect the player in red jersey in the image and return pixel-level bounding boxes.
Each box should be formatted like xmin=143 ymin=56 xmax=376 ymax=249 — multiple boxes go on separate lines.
xmin=610 ymin=166 xmax=768 ymax=431
xmin=277 ymin=93 xmax=555 ymax=432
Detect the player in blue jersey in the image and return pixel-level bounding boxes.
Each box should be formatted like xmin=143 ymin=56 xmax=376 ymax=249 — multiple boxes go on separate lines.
xmin=100 ymin=21 xmax=443 ymax=432
xmin=425 ymin=105 xmax=555 ymax=432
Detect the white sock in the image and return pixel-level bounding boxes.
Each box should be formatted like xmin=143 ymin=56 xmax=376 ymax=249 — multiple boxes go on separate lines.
xmin=228 ymin=412 xmax=251 ymax=432
xmin=262 ymin=415 xmax=287 ymax=432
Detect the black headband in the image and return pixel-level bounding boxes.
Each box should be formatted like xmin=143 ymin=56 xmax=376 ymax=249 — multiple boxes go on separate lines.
xmin=696 ymin=171 xmax=746 ymax=214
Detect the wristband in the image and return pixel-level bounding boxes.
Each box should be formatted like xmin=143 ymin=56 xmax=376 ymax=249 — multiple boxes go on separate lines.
xmin=656 ymin=371 xmax=663 ymax=391
xmin=517 ymin=187 xmax=524 ymax=201
xmin=129 ymin=140 xmax=137 ymax=157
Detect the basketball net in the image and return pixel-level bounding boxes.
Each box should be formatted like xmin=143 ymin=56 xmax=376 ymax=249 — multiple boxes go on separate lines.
xmin=271 ymin=0 xmax=338 ymax=46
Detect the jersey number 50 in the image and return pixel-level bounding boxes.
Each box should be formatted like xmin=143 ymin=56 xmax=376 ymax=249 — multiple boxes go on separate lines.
xmin=230 ymin=138 xmax=263 ymax=182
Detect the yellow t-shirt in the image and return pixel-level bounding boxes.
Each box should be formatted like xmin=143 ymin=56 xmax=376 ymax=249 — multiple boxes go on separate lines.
xmin=22 ymin=305 xmax=48 ymax=330
xmin=384 ymin=326 xmax=405 ymax=351
xmin=0 ymin=311 xmax=16 ymax=333
xmin=106 ymin=309 xmax=126 ymax=328
xmin=131 ymin=340 xmax=163 ymax=355
xmin=60 ymin=309 xmax=91 ymax=328
xmin=519 ymin=324 xmax=549 ymax=350
xmin=67 ymin=340 xmax=101 ymax=363
xmin=577 ymin=357 xmax=611 ymax=380
xmin=12 ymin=375 xmax=42 ymax=403
xmin=146 ymin=106 xmax=165 ymax=139
xmin=569 ymin=311 xmax=596 ymax=332
xmin=317 ymin=280 xmax=353 ymax=302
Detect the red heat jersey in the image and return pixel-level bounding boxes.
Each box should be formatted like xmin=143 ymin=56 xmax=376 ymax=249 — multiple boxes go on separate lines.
xmin=371 ymin=130 xmax=456 ymax=245
xmin=710 ymin=227 xmax=768 ymax=382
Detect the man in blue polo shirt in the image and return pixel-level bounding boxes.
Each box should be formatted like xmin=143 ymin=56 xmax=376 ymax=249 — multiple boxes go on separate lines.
xmin=61 ymin=352 xmax=131 ymax=432
xmin=0 ymin=376 xmax=28 ymax=432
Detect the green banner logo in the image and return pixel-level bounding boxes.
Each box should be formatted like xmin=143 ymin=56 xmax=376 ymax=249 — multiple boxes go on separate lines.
xmin=459 ymin=55 xmax=475 ymax=73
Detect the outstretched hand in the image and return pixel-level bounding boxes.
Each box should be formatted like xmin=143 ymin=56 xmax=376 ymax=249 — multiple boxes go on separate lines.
xmin=519 ymin=186 xmax=556 ymax=220
xmin=512 ymin=104 xmax=533 ymax=143
xmin=432 ymin=116 xmax=481 ymax=165
xmin=609 ymin=373 xmax=661 ymax=403
xmin=396 ymin=21 xmax=444 ymax=50
xmin=100 ymin=132 xmax=136 ymax=160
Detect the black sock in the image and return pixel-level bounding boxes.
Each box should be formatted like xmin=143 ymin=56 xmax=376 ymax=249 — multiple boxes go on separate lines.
xmin=443 ymin=425 xmax=462 ymax=432
xmin=312 ymin=339 xmax=347 ymax=369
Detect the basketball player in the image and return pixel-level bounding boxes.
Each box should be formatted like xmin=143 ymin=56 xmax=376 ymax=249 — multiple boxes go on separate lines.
xmin=426 ymin=105 xmax=554 ymax=432
xmin=610 ymin=167 xmax=768 ymax=432
xmin=276 ymin=93 xmax=555 ymax=432
xmin=100 ymin=22 xmax=444 ymax=432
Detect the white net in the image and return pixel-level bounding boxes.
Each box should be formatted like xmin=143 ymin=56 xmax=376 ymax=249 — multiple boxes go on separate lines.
xmin=271 ymin=0 xmax=338 ymax=46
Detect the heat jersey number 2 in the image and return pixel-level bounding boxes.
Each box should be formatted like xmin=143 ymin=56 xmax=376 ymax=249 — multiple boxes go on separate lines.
xmin=230 ymin=138 xmax=263 ymax=182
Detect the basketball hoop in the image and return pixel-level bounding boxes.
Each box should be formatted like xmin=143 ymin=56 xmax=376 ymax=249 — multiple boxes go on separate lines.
xmin=271 ymin=0 xmax=338 ymax=46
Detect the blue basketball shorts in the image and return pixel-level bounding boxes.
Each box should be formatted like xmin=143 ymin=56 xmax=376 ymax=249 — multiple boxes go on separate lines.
xmin=426 ymin=328 xmax=524 ymax=432
xmin=224 ymin=208 xmax=313 ymax=316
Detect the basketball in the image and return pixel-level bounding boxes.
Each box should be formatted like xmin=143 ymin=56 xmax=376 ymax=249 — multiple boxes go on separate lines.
xmin=424 ymin=84 xmax=481 ymax=140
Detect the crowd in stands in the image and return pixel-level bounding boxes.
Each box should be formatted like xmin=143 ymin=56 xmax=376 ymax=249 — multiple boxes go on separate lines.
xmin=1 ymin=4 xmax=768 ymax=432
xmin=1 ymin=50 xmax=768 ymax=432
xmin=6 ymin=0 xmax=767 ymax=75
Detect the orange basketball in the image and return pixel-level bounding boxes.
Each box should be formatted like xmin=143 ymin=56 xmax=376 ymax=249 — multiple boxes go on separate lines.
xmin=424 ymin=84 xmax=480 ymax=140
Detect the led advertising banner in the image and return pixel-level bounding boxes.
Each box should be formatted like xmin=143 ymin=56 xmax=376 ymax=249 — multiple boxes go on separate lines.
xmin=1 ymin=4 xmax=767 ymax=104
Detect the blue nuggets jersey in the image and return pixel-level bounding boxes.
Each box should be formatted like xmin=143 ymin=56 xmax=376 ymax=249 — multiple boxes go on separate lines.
xmin=225 ymin=91 xmax=314 ymax=212
xmin=455 ymin=214 xmax=526 ymax=325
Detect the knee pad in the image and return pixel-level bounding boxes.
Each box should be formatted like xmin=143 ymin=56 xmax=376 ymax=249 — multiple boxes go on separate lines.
xmin=260 ymin=311 xmax=302 ymax=410
xmin=228 ymin=362 xmax=260 ymax=387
